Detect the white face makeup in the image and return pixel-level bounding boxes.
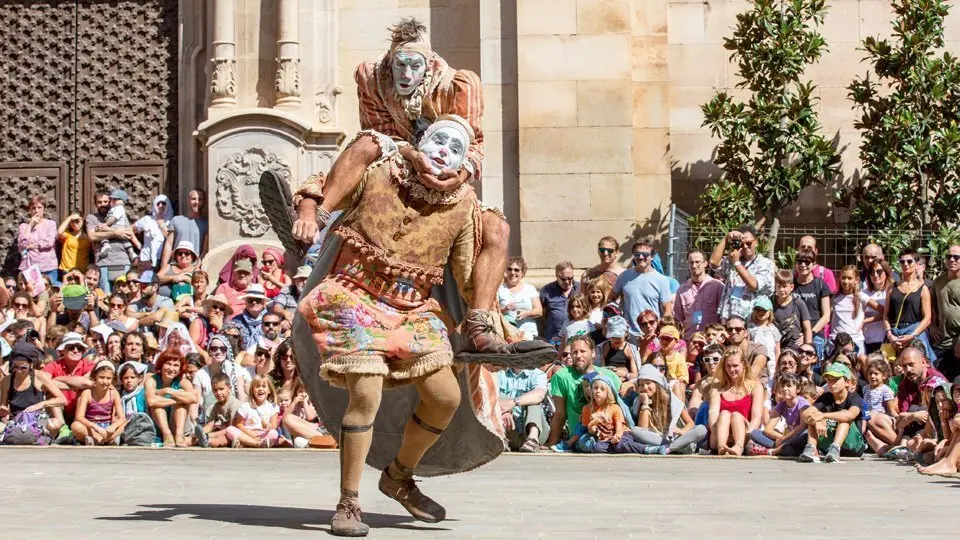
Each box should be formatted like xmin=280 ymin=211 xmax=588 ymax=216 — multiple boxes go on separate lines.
xmin=418 ymin=126 xmax=467 ymax=174
xmin=392 ymin=51 xmax=427 ymax=96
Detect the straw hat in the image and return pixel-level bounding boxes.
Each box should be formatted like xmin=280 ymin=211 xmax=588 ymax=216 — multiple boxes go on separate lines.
xmin=201 ymin=294 xmax=234 ymax=317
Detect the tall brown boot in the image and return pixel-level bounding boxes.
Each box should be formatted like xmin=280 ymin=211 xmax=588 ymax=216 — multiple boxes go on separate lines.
xmin=457 ymin=309 xmax=556 ymax=369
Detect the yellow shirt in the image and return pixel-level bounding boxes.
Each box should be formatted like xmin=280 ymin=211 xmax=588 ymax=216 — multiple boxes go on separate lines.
xmin=665 ymin=351 xmax=690 ymax=384
xmin=59 ymin=230 xmax=91 ymax=271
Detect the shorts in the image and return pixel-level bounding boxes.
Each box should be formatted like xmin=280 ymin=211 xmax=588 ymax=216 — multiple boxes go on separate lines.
xmin=817 ymin=419 xmax=866 ymax=456
xmin=300 ymin=276 xmax=454 ymax=388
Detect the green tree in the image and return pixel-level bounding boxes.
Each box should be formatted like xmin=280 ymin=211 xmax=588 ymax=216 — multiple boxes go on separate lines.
xmin=693 ymin=0 xmax=841 ymax=256
xmin=838 ymin=0 xmax=960 ymax=236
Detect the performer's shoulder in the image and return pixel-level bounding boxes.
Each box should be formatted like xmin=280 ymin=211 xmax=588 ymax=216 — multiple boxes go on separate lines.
xmin=451 ymin=68 xmax=481 ymax=86
xmin=354 ymin=60 xmax=379 ymax=82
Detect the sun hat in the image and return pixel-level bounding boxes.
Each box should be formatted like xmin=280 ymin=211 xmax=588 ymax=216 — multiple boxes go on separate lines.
xmin=57 ymin=332 xmax=87 ymax=351
xmin=118 ymin=360 xmax=148 ymax=376
xmin=109 ymin=189 xmax=129 ymax=202
xmin=90 ymin=323 xmax=114 ymax=342
xmin=201 ymin=294 xmax=234 ymax=317
xmin=752 ymin=296 xmax=773 ymax=312
xmin=173 ymin=240 xmax=198 ymax=259
xmin=241 ymin=283 xmax=268 ymax=301
xmin=605 ymin=316 xmax=628 ymax=339
xmin=822 ymin=362 xmax=854 ymax=381
xmin=61 ymin=284 xmax=90 ymax=311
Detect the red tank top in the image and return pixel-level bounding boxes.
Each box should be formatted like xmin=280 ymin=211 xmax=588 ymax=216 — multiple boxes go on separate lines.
xmin=719 ymin=392 xmax=753 ymax=418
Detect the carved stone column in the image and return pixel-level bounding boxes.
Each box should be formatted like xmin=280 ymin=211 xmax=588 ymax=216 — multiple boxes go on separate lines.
xmin=210 ymin=0 xmax=237 ymax=107
xmin=275 ymin=0 xmax=301 ymax=107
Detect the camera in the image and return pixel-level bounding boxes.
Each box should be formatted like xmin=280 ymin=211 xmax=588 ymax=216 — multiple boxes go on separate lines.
xmin=729 ymin=238 xmax=742 ymax=250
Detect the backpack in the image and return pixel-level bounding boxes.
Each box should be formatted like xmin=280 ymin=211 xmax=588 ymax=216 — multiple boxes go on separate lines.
xmin=1 ymin=410 xmax=52 ymax=446
xmin=122 ymin=412 xmax=157 ymax=446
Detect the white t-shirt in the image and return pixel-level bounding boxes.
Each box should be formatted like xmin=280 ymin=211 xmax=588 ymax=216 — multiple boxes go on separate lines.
xmin=748 ymin=324 xmax=780 ymax=388
xmin=236 ymin=400 xmax=280 ymax=430
xmin=830 ymin=291 xmax=872 ymax=343
xmin=106 ymin=204 xmax=129 ymax=227
xmin=193 ymin=363 xmax=251 ymax=401
xmin=559 ymin=319 xmax=595 ymax=344
xmin=497 ymin=283 xmax=539 ymax=339
xmin=863 ymin=289 xmax=887 ymax=345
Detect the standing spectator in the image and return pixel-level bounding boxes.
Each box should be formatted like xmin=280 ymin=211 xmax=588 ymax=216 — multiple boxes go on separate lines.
xmin=863 ymin=260 xmax=893 ymax=354
xmin=216 ymin=259 xmax=255 ymax=315
xmin=540 ymin=262 xmax=579 ymax=343
xmin=232 ymin=284 xmax=268 ymax=350
xmin=830 ymin=265 xmax=876 ymax=356
xmin=798 ymin=235 xmax=837 ymax=293
xmin=86 ymin=189 xmax=134 ymax=293
xmin=709 ymin=225 xmax=775 ymax=322
xmin=43 ymin=332 xmax=95 ymax=425
xmin=161 ymin=188 xmax=209 ymax=269
xmin=610 ymin=239 xmax=673 ymax=339
xmin=497 ymin=256 xmax=542 ymax=340
xmin=128 ymin=271 xmax=174 ymax=331
xmin=57 ymin=213 xmax=91 ymax=279
xmin=884 ymin=248 xmax=935 ymax=361
xmin=932 ymin=244 xmax=960 ymax=379
xmin=133 ymin=195 xmax=173 ymax=270
xmin=673 ymin=249 xmax=723 ymax=340
xmin=18 ymin=195 xmax=59 ymax=285
xmin=258 ymin=248 xmax=290 ymax=300
xmin=580 ymin=236 xmax=624 ymax=289
xmin=794 ymin=248 xmax=832 ymax=360
xmin=496 ymin=367 xmax=550 ymax=452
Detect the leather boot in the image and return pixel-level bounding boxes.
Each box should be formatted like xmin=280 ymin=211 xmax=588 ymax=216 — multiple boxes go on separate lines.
xmin=330 ymin=497 xmax=369 ymax=537
xmin=378 ymin=469 xmax=446 ymax=523
xmin=457 ymin=309 xmax=557 ymax=369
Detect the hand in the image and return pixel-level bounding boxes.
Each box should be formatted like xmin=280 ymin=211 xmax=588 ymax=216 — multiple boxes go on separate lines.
xmin=501 ymin=411 xmax=515 ymax=431
xmin=50 ymin=293 xmax=63 ymax=311
xmin=93 ymin=425 xmax=108 ymax=439
xmin=292 ymin=199 xmax=319 ymax=243
xmin=815 ymin=420 xmax=827 ymax=439
xmin=0 ymin=404 xmax=10 ymax=419
xmin=209 ymin=313 xmax=224 ymax=330
xmin=26 ymin=243 xmax=40 ymax=250
xmin=504 ymin=302 xmax=517 ymax=313
xmin=24 ymin=402 xmax=45 ymax=413
xmin=29 ymin=216 xmax=41 ymax=227
xmin=272 ymin=302 xmax=285 ymax=315
xmin=85 ymin=294 xmax=96 ymax=311
xmin=637 ymin=393 xmax=649 ymax=407
xmin=899 ymin=334 xmax=916 ymax=344
xmin=728 ymin=247 xmax=742 ymax=263
xmin=914 ymin=410 xmax=930 ymax=424
xmin=950 ymin=415 xmax=960 ymax=431
xmin=418 ymin=168 xmax=469 ymax=192
xmin=610 ymin=434 xmax=621 ymax=445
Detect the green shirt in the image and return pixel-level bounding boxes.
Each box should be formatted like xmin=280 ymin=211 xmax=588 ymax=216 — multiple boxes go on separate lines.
xmin=549 ymin=366 xmax=620 ymax=434
xmin=933 ymin=273 xmax=960 ymax=348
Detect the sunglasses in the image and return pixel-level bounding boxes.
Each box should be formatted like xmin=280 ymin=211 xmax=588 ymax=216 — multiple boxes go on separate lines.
xmin=869 ymin=269 xmax=885 ymax=276
xmin=660 ymin=335 xmax=676 ymax=342
xmin=209 ymin=346 xmax=228 ymax=353
xmin=110 ymin=302 xmax=125 ymax=308
xmin=13 ymin=302 xmax=29 ymax=308
xmin=65 ymin=344 xmax=85 ymax=352
xmin=740 ymin=241 xmax=755 ymax=248
xmin=800 ymin=349 xmax=816 ymax=356
xmin=560 ymin=352 xmax=570 ymax=358
xmin=598 ymin=247 xmax=615 ymax=255
xmin=246 ymin=298 xmax=265 ymax=304
xmin=796 ymin=259 xmax=813 ymax=266
xmin=12 ymin=363 xmax=31 ymax=371
xmin=209 ymin=305 xmax=225 ymax=312
xmin=947 ymin=254 xmax=960 ymax=262
xmin=726 ymin=326 xmax=745 ymax=333
xmin=899 ymin=258 xmax=915 ymax=266
xmin=263 ymin=321 xmax=281 ymax=327
xmin=175 ymin=251 xmax=193 ymax=257
xmin=506 ymin=267 xmax=523 ymax=273
xmin=640 ymin=320 xmax=657 ymax=327
xmin=653 ymin=364 xmax=667 ymax=372
xmin=261 ymin=259 xmax=276 ymax=265
xmin=702 ymin=356 xmax=721 ymax=364
xmin=633 ymin=251 xmax=652 ymax=259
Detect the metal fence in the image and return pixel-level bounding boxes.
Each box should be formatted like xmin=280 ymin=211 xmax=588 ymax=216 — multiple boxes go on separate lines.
xmin=665 ymin=204 xmax=934 ymax=280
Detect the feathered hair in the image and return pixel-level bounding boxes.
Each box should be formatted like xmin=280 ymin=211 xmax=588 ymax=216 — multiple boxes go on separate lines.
xmin=389 ymin=17 xmax=428 ymax=46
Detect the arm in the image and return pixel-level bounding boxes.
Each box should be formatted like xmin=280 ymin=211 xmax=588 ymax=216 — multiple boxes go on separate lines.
xmin=53 ymin=375 xmax=94 ymax=392
xmin=674 ymin=407 xmax=695 ymax=435
xmin=231 ymin=411 xmax=260 ymax=439
xmin=107 ymin=391 xmax=127 ymax=435
xmin=708 ymin=390 xmax=721 ymax=428
xmin=820 ymin=404 xmax=861 ymax=423
xmin=883 ymin=397 xmax=898 ymax=417
xmin=762 ymin=410 xmax=784 ymax=441
xmin=159 ymin=230 xmax=175 ymax=271
xmin=157 ymin=264 xmax=176 ymax=285
xmin=709 ymin=237 xmax=727 ymax=268
xmin=268 ymin=411 xmax=279 ymax=431
xmin=748 ymin=383 xmax=764 ymax=430
xmin=37 ymin=220 xmax=57 ymax=250
xmin=914 ymin=286 xmax=933 ymax=336
xmin=145 ymin=376 xmax=176 ymax=409
xmin=519 ymin=295 xmax=543 ymax=320
xmin=16 ymin=222 xmax=30 ymax=251
xmin=812 ymin=295 xmax=831 ymax=334
xmin=750 ymin=353 xmax=768 ymax=380
xmin=734 ymin=262 xmax=760 ymax=293
xmin=162 ymin=379 xmax=198 ymax=405
xmin=34 ymin=371 xmax=67 ymax=410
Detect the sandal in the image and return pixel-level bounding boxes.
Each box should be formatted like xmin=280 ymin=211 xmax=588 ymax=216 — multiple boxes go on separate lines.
xmin=518 ymin=437 xmax=539 ymax=453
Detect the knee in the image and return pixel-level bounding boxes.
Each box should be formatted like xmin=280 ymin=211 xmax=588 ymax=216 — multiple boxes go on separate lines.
xmin=718 ymin=410 xmax=731 ymax=420
xmin=481 ymin=212 xmax=510 ymax=247
xmin=800 ymin=408 xmax=817 ymax=424
xmin=428 ymin=384 xmax=462 ymax=416
xmin=352 ymin=134 xmax=383 ymax=162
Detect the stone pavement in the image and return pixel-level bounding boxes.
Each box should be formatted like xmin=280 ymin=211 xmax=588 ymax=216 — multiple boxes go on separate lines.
xmin=2 ymin=448 xmax=958 ymax=539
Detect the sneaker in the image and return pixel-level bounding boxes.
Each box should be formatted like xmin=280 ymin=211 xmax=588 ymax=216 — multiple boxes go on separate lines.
xmin=748 ymin=442 xmax=771 ymax=456
xmin=330 ymin=497 xmax=369 ymax=537
xmin=884 ymin=447 xmax=910 ymax=461
xmin=195 ymin=425 xmax=210 ymax=448
xmin=294 ymin=437 xmax=309 ymax=449
xmin=799 ymin=443 xmax=818 ymax=463
xmin=55 ymin=425 xmax=73 ymax=445
xmin=824 ymin=444 xmax=841 ymax=463
xmin=643 ymin=444 xmax=668 ymax=455
xmin=378 ymin=469 xmax=446 ymax=523
xmin=549 ymin=441 xmax=571 ymax=453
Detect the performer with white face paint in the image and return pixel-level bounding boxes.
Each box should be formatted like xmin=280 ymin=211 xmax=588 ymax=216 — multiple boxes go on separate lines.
xmin=292 ymin=116 xmax=524 ymax=537
xmin=292 ymin=18 xmax=553 ymax=366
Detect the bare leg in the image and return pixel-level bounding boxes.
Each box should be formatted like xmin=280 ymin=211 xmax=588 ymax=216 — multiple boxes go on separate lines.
xmin=730 ymin=412 xmax=747 ymax=455
xmin=919 ymin=432 xmax=960 ymax=475
xmin=282 ymin=413 xmax=324 ymax=439
xmin=172 ymin=405 xmax=188 ymax=446
xmin=151 ymin=407 xmax=175 ymax=445
xmin=714 ymin=410 xmax=732 ymax=454
xmin=470 ymin=213 xmax=510 ymax=311
xmin=71 ymin=421 xmax=91 ymax=445
xmin=868 ymin=414 xmax=898 ymax=444
xmin=45 ymin=417 xmax=63 ymax=437
xmin=832 ymin=421 xmax=851 ymax=448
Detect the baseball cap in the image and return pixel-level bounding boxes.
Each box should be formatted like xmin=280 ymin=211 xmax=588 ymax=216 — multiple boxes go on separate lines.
xmin=234 ymin=259 xmax=253 ymax=274
xmin=61 ymin=284 xmax=90 ymax=311
xmin=602 ymin=302 xmax=622 ymax=317
xmin=137 ymin=270 xmax=158 ymax=285
xmin=752 ymin=296 xmax=773 ymax=312
xmin=605 ymin=316 xmax=628 ymax=339
xmin=658 ymin=325 xmax=680 ymax=340
xmin=822 ymin=362 xmax=853 ymax=380
xmin=109 ymin=189 xmax=129 ymax=202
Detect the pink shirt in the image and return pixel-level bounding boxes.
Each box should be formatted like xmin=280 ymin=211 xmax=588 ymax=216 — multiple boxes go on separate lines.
xmin=215 ymin=282 xmax=247 ymax=314
xmin=813 ymin=265 xmax=838 ymax=294
xmin=18 ymin=218 xmax=58 ymax=272
xmin=673 ymin=275 xmax=724 ymax=339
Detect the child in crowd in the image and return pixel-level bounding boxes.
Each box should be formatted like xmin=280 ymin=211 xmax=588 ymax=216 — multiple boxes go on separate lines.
xmin=203 ymin=372 xmax=240 ymax=448
xmin=748 ymin=373 xmax=809 ymax=455
xmin=918 ymin=379 xmax=960 ymax=475
xmin=704 ymin=323 xmax=726 ymax=346
xmin=579 ymin=373 xmax=644 ymax=453
xmin=119 ymin=361 xmax=148 ymax=418
xmin=71 ymin=360 xmax=125 ymax=445
xmin=748 ymin=296 xmax=780 ymax=387
xmin=830 ymin=265 xmax=877 ymax=361
xmin=226 ymin=375 xmax=280 ymax=448
xmin=793 ymin=362 xmax=866 ymax=462
xmin=631 ymin=364 xmax=707 ymax=454
xmin=656 ymin=325 xmax=689 ymax=398
xmin=906 ymin=383 xmax=956 ymax=466
xmin=96 ymin=189 xmax=139 ymax=260
xmin=559 ymin=295 xmax=594 ymax=345
xmin=862 ymin=357 xmax=899 ymax=453
xmin=688 ymin=344 xmax=723 ymax=422
xmin=585 ymin=278 xmax=611 ymax=325
xmin=773 ymin=269 xmax=811 ymax=348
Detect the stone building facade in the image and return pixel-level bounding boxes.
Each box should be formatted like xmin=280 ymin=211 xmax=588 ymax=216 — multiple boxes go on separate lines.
xmin=2 ymin=0 xmax=959 ymax=276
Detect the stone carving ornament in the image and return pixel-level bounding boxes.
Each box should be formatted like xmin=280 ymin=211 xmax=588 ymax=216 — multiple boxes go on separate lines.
xmin=275 ymin=57 xmax=301 ymax=102
xmin=211 ymin=57 xmax=237 ymax=103
xmin=216 ymin=148 xmax=292 ymax=237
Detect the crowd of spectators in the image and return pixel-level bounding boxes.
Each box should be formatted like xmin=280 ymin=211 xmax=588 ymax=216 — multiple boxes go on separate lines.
xmin=4 ymin=192 xmax=960 ymax=472
xmin=496 ymin=229 xmax=960 ymax=473
xmin=0 ymin=190 xmax=334 ymax=449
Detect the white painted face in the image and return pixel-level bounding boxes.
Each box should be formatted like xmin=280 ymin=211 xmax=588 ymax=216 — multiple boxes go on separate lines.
xmin=392 ymin=51 xmax=427 ymax=96
xmin=418 ymin=126 xmax=467 ymax=173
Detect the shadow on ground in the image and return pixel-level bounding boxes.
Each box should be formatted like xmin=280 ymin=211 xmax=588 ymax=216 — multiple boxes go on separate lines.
xmin=97 ymin=503 xmax=450 ymax=535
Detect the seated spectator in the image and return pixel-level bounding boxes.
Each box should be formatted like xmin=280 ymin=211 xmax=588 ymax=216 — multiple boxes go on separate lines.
xmin=862 ymin=356 xmax=899 ymax=454
xmin=558 ymin=295 xmax=593 ymax=346
xmin=133 ymin=195 xmax=174 ymax=270
xmin=119 ymin=332 xmax=152 ymax=373
xmin=250 ymin=338 xmax=276 ymax=378
xmin=595 ymin=316 xmax=640 ymax=385
xmin=270 ymin=266 xmax=310 ymax=325
xmin=882 ymin=346 xmax=948 ymax=459
xmin=193 ymin=333 xmax=250 ymax=411
xmin=221 ymin=321 xmax=252 ymax=369
xmin=218 ymin=245 xmax=259 ymax=286
xmin=688 ymin=343 xmax=723 ymax=420
xmin=497 ymin=256 xmax=541 ymax=340
xmin=580 ymin=236 xmax=624 ymax=289
xmin=10 ymin=292 xmax=46 ymax=338
xmin=232 ymin=284 xmax=268 ymax=350
xmin=199 ymin=372 xmax=239 ymax=448
xmin=262 ymin=311 xmax=287 ymax=343
xmin=57 ymin=213 xmax=91 ymax=280
xmin=271 ymin=341 xmax=336 ymax=449
xmin=118 ymin=361 xmax=149 ymax=419
xmin=775 ymin=348 xmax=800 ymax=377
xmin=918 ymin=377 xmax=960 ymax=475
xmin=18 ymin=195 xmax=59 ymax=285
xmin=0 ymin=342 xmax=66 ymax=443
xmin=159 ymin=321 xmax=197 ymax=358
xmin=577 ymin=373 xmax=643 ymax=453
xmin=71 ymin=359 xmax=125 ymax=445
xmin=89 ymin=324 xmax=114 ymax=358
xmin=708 ymin=347 xmax=764 ymax=455
xmin=657 ymin=325 xmax=689 ymax=396
xmin=216 ymin=259 xmax=255 ymax=315
xmin=584 ymin=278 xmax=611 ymax=325
xmin=43 ymin=332 xmax=95 ymax=427
xmin=103 ymin=293 xmax=139 ymax=333
xmin=188 ymin=294 xmax=232 ymax=350
xmin=226 ymin=375 xmax=280 ymax=448
xmin=905 ymin=382 xmax=955 ymax=465
xmin=631 ymin=364 xmax=707 ymax=454
xmin=496 ymin=365 xmax=550 ymax=453
xmin=128 ymin=271 xmax=174 ymax=331
xmin=258 ymin=248 xmax=290 ymax=299
xmin=634 ymin=310 xmax=660 ymax=362
xmin=48 ymin=284 xmax=98 ymax=334
xmin=158 ymin=240 xmax=199 ymax=302
xmin=794 ymin=362 xmax=867 ymax=462
xmin=796 ymin=344 xmax=823 ymax=388
xmin=725 ymin=314 xmax=769 ymax=391
xmin=748 ymin=372 xmax=810 ymax=456
xmin=145 ymin=349 xmax=198 ymax=447
xmin=544 ymin=335 xmax=619 ymax=450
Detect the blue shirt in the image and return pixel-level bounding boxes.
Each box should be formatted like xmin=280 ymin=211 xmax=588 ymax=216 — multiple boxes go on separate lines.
xmin=540 ymin=281 xmax=580 ymax=342
xmin=496 ymin=368 xmax=548 ymax=418
xmin=613 ymin=268 xmax=672 ymax=335
xmin=231 ymin=310 xmax=264 ymax=350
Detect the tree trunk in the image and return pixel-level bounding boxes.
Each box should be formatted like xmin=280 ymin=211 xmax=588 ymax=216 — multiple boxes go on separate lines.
xmin=766 ymin=211 xmax=781 ymax=260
